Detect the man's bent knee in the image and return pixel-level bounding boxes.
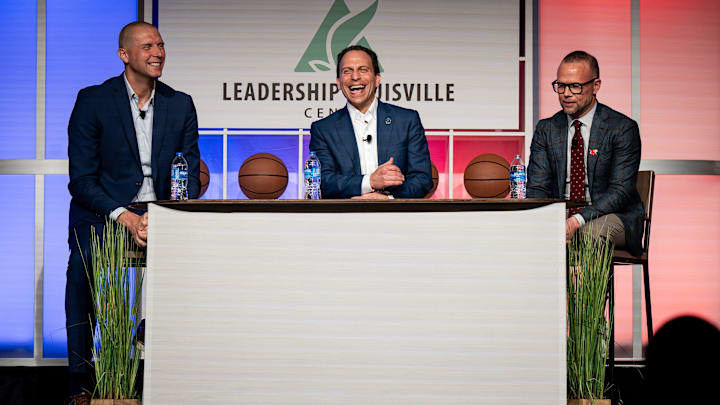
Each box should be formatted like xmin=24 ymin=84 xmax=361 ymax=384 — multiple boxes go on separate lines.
xmin=580 ymin=214 xmax=626 ymax=248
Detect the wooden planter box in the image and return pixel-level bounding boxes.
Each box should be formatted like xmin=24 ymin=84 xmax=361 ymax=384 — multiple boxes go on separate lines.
xmin=568 ymin=400 xmax=611 ymax=405
xmin=91 ymin=400 xmax=140 ymax=405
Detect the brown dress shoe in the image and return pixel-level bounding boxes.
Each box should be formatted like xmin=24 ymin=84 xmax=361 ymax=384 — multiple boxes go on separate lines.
xmin=65 ymin=392 xmax=91 ymax=405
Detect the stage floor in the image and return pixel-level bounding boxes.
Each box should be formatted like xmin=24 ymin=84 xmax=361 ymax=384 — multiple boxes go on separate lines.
xmin=0 ymin=365 xmax=649 ymax=404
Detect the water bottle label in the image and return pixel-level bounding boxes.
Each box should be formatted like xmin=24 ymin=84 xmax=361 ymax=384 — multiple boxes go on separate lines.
xmin=304 ymin=168 xmax=312 ymax=179
xmin=171 ymin=167 xmax=188 ymax=178
xmin=311 ymin=167 xmax=320 ymax=179
xmin=510 ymin=164 xmax=526 ymax=199
xmin=510 ymin=171 xmax=526 ymax=182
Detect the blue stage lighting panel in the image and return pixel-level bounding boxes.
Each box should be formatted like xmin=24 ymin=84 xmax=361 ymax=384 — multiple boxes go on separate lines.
xmin=0 ymin=2 xmax=36 ymax=159
xmin=45 ymin=0 xmax=137 ymax=159
xmin=42 ymin=175 xmax=71 ymax=358
xmin=0 ymin=175 xmax=35 ymax=358
xmin=198 ymin=135 xmax=223 ymax=200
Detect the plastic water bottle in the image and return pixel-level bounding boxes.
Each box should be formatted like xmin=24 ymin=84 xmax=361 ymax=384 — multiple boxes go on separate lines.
xmin=304 ymin=152 xmax=322 ymax=200
xmin=510 ymin=154 xmax=526 ymax=199
xmin=170 ymin=152 xmax=188 ymax=200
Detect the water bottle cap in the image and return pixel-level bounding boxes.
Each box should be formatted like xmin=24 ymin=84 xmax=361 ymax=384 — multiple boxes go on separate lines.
xmin=514 ymin=154 xmax=521 ymax=158
xmin=176 ymin=152 xmax=183 ymax=156
xmin=309 ymin=151 xmax=316 ymax=156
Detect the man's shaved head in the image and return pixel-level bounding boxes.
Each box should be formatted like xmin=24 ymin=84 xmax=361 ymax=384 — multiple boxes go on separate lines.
xmin=118 ymin=21 xmax=158 ymax=48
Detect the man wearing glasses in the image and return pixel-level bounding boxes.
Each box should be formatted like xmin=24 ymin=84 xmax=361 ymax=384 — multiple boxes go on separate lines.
xmin=527 ymin=50 xmax=644 ymax=256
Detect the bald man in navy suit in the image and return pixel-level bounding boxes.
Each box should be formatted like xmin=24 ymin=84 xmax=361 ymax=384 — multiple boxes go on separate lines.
xmin=65 ymin=22 xmax=200 ymax=401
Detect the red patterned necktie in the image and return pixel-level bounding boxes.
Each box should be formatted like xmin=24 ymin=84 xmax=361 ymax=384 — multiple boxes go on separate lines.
xmin=569 ymin=120 xmax=585 ymax=216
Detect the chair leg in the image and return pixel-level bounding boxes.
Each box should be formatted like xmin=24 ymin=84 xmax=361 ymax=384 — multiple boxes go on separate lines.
xmin=608 ymin=263 xmax=615 ymax=389
xmin=643 ymin=261 xmax=653 ymax=341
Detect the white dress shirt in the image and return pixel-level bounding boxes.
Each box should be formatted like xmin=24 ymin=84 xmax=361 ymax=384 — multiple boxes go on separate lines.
xmin=565 ymin=100 xmax=597 ymax=225
xmin=109 ymin=74 xmax=157 ymax=220
xmin=347 ymin=99 xmax=379 ymax=195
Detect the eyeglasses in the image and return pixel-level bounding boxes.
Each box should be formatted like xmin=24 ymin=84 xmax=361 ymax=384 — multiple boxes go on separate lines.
xmin=551 ymin=78 xmax=598 ymax=94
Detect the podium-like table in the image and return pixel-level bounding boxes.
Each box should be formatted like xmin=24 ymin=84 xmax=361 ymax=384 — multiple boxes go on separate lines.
xmin=144 ymin=199 xmax=567 ymax=404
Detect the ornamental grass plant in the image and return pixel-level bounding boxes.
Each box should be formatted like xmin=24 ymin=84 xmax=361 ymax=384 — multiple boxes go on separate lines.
xmin=82 ymin=220 xmax=144 ymax=400
xmin=567 ymin=226 xmax=614 ymax=401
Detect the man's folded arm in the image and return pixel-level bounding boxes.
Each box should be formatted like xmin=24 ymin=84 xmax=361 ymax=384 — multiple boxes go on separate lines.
xmin=526 ymin=123 xmax=554 ymax=199
xmin=390 ymin=111 xmax=432 ymax=198
xmin=309 ymin=122 xmax=363 ymax=198
xmin=181 ymin=95 xmax=202 ymax=199
xmin=67 ymin=89 xmax=123 ymax=217
xmin=580 ymin=121 xmax=641 ymax=222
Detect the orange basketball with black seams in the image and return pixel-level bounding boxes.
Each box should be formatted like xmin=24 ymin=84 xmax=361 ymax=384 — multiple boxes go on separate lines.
xmin=424 ymin=161 xmax=439 ymax=198
xmin=237 ymin=153 xmax=288 ymax=199
xmin=199 ymin=159 xmax=210 ymax=198
xmin=463 ymin=153 xmax=510 ymax=198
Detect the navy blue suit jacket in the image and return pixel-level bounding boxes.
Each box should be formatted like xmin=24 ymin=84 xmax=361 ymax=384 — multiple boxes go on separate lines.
xmin=527 ymin=102 xmax=645 ymax=256
xmin=67 ymin=74 xmax=200 ymax=225
xmin=309 ymin=101 xmax=433 ymax=198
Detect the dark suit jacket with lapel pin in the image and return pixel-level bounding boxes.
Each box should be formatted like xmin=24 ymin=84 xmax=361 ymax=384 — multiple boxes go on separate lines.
xmin=526 ymin=102 xmax=645 ymax=256
xmin=309 ymin=100 xmax=433 ymax=199
xmin=68 ymin=74 xmax=201 ymax=224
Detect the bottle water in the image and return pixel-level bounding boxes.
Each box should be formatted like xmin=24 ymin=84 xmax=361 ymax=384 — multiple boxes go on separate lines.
xmin=304 ymin=151 xmax=322 ymax=200
xmin=170 ymin=152 xmax=188 ymax=200
xmin=510 ymin=154 xmax=526 ymax=199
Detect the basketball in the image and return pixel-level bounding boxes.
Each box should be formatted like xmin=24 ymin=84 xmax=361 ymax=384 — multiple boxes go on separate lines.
xmin=463 ymin=153 xmax=510 ymax=198
xmin=199 ymin=159 xmax=210 ymax=198
xmin=425 ymin=161 xmax=439 ymax=198
xmin=237 ymin=153 xmax=288 ymax=199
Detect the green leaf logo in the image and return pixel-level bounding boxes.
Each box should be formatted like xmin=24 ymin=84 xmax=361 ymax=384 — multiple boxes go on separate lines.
xmin=295 ymin=0 xmax=383 ymax=73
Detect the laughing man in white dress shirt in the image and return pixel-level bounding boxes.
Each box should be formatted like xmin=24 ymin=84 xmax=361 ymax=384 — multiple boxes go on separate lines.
xmin=309 ymin=45 xmax=433 ymax=199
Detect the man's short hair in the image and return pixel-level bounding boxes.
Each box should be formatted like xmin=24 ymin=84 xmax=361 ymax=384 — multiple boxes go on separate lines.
xmin=561 ymin=50 xmax=600 ymax=78
xmin=336 ymin=45 xmax=380 ymax=78
xmin=118 ymin=21 xmax=157 ymax=48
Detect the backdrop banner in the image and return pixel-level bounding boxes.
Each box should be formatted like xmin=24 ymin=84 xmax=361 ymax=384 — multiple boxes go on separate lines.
xmin=158 ymin=0 xmax=521 ymax=129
